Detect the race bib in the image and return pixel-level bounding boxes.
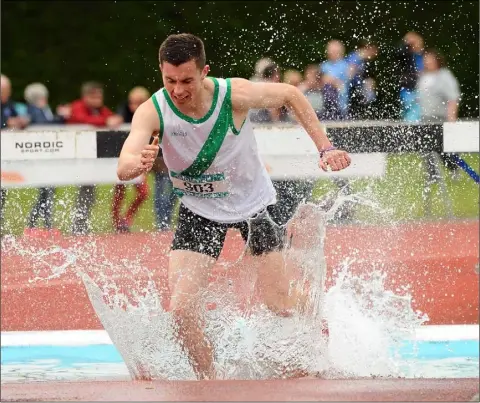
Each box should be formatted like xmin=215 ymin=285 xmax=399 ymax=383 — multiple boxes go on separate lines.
xmin=170 ymin=172 xmax=229 ymax=198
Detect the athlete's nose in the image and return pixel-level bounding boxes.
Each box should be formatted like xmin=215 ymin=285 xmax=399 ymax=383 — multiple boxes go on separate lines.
xmin=173 ymin=84 xmax=185 ymax=97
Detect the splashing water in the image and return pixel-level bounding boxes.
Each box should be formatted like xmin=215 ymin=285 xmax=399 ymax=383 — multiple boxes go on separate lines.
xmin=2 ymin=190 xmax=428 ymax=380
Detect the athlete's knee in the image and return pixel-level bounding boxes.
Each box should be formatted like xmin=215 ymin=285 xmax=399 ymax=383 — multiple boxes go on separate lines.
xmin=169 ymin=293 xmax=203 ymax=330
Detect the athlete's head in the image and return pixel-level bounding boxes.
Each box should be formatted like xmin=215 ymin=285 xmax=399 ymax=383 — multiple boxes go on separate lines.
xmin=159 ymin=33 xmax=209 ymax=105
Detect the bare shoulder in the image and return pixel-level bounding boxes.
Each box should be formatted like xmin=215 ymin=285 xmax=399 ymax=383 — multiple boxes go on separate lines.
xmin=230 ymin=77 xmax=253 ymax=110
xmin=230 ymin=77 xmax=295 ymax=111
xmin=131 ymin=98 xmax=161 ymax=131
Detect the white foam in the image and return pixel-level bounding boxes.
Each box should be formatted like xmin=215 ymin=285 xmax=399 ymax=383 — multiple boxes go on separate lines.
xmin=1 ymin=325 xmax=478 ymax=348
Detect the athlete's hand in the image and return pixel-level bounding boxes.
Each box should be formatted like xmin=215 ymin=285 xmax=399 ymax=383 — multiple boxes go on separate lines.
xmin=319 ymin=149 xmax=351 ymax=172
xmin=139 ymin=135 xmax=160 ymax=172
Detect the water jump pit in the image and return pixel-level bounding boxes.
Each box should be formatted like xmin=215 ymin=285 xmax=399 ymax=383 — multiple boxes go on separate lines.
xmin=1 ymin=214 xmax=479 ymax=401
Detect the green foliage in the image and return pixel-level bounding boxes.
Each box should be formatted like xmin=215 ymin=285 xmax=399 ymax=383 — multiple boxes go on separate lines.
xmin=3 ymin=1 xmax=479 ymax=118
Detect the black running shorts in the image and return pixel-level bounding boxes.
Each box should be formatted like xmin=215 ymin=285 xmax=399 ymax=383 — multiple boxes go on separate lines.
xmin=171 ymin=203 xmax=286 ymax=259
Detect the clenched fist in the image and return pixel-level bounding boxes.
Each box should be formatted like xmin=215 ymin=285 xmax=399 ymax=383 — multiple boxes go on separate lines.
xmin=140 ymin=136 xmax=160 ymax=172
xmin=319 ymin=148 xmax=351 ymax=172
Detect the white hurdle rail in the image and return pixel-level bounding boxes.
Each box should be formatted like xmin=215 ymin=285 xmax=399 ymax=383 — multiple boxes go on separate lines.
xmin=0 ymin=120 xmax=478 ymax=188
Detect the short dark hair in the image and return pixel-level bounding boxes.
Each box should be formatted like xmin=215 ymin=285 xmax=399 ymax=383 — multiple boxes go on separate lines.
xmin=159 ymin=33 xmax=206 ymax=69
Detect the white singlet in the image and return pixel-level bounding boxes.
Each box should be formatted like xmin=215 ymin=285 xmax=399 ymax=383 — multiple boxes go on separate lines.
xmin=152 ymin=77 xmax=276 ymax=223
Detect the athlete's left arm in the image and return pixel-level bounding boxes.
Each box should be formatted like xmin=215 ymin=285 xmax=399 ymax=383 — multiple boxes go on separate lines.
xmin=230 ymin=78 xmax=351 ymax=171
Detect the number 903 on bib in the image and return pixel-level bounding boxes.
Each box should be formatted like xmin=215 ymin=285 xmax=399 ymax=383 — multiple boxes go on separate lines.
xmin=170 ymin=171 xmax=229 ymax=198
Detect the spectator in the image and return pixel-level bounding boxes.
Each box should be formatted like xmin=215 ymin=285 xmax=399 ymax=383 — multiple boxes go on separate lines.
xmin=1 ymin=74 xmax=29 ymax=130
xmin=1 ymin=74 xmax=29 ymax=228
xmin=68 ymin=81 xmax=122 ymax=235
xmin=396 ymin=31 xmax=425 ymax=122
xmin=112 ymin=86 xmax=151 ymax=233
xmin=67 ymin=81 xmax=123 ymax=127
xmin=346 ymin=39 xmax=379 ymax=120
xmin=116 ymin=86 xmax=150 ymax=123
xmin=22 ymin=83 xmax=71 ymax=235
xmin=319 ymin=40 xmax=350 ymax=118
xmin=24 ymin=82 xmax=71 ymax=125
xmin=417 ymin=48 xmax=462 ymax=199
xmin=298 ymin=64 xmax=319 ymax=93
xmin=302 ymin=66 xmax=324 ymax=118
xmin=319 ymin=73 xmax=343 ymax=121
xmin=283 ymin=69 xmax=303 ymax=87
xmin=249 ymin=57 xmax=274 ymax=82
xmin=299 ymin=65 xmax=341 ymax=121
xmin=417 ymin=48 xmax=460 ymax=123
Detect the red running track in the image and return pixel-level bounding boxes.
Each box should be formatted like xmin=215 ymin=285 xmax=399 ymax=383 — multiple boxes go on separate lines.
xmin=2 ymin=220 xmax=478 ymax=331
xmin=1 ymin=378 xmax=479 ymax=402
xmin=1 ymin=221 xmax=478 ymax=402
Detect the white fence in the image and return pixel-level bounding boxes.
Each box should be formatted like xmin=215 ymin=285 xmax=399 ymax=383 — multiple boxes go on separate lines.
xmin=1 ymin=121 xmax=478 ymax=188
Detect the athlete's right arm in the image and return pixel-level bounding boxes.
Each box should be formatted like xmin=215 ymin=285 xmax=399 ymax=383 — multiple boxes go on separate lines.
xmin=117 ymin=100 xmax=161 ymax=181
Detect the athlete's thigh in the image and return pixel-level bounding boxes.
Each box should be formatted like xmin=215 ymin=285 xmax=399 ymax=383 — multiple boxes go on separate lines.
xmin=237 ymin=209 xmax=285 ymax=256
xmin=269 ymin=180 xmax=313 ymax=226
xmin=169 ymin=204 xmax=228 ymax=306
xmin=168 ymin=250 xmax=217 ymax=310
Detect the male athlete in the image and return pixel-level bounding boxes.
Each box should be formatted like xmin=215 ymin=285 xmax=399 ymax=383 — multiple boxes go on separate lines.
xmin=117 ymin=33 xmax=351 ymax=380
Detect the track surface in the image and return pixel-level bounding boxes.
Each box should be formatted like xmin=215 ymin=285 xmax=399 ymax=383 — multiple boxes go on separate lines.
xmin=1 ymin=378 xmax=479 ymax=402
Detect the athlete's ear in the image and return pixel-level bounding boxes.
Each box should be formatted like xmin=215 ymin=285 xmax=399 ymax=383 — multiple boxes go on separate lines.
xmin=201 ymin=65 xmax=210 ymax=79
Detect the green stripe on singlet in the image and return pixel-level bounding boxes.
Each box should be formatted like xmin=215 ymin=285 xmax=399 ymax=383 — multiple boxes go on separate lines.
xmin=151 ymin=95 xmax=164 ymax=142
xmin=178 ymin=79 xmax=232 ymax=178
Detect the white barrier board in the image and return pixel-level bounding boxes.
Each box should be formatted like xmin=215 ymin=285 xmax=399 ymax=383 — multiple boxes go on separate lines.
xmin=1 ymin=159 xmax=140 ymax=188
xmin=443 ymin=122 xmax=479 ymax=152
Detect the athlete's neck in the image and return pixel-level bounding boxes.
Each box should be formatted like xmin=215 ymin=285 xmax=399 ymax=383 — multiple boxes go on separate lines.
xmin=177 ymin=78 xmax=214 ymax=119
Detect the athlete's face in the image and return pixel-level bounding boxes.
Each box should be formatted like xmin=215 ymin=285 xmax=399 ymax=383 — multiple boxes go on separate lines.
xmin=161 ymin=60 xmax=209 ymax=106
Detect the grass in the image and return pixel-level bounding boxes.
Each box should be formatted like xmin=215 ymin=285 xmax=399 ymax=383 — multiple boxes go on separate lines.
xmin=2 ymin=153 xmax=478 ymax=236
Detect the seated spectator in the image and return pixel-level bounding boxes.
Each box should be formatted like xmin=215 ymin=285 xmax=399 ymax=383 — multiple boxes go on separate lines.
xmin=24 ymin=82 xmax=71 ymax=124
xmin=1 ymin=74 xmax=29 ymax=130
xmin=67 ymin=81 xmax=123 ymax=128
xmin=112 ymin=86 xmax=152 ymax=233
xmin=68 ymin=81 xmax=123 ymax=235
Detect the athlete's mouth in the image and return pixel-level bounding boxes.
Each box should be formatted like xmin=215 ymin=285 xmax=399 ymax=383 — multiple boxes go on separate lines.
xmin=173 ymin=94 xmax=189 ymax=101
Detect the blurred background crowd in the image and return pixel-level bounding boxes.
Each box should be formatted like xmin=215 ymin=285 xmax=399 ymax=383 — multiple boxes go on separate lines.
xmin=0 ymin=29 xmax=467 ymax=236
